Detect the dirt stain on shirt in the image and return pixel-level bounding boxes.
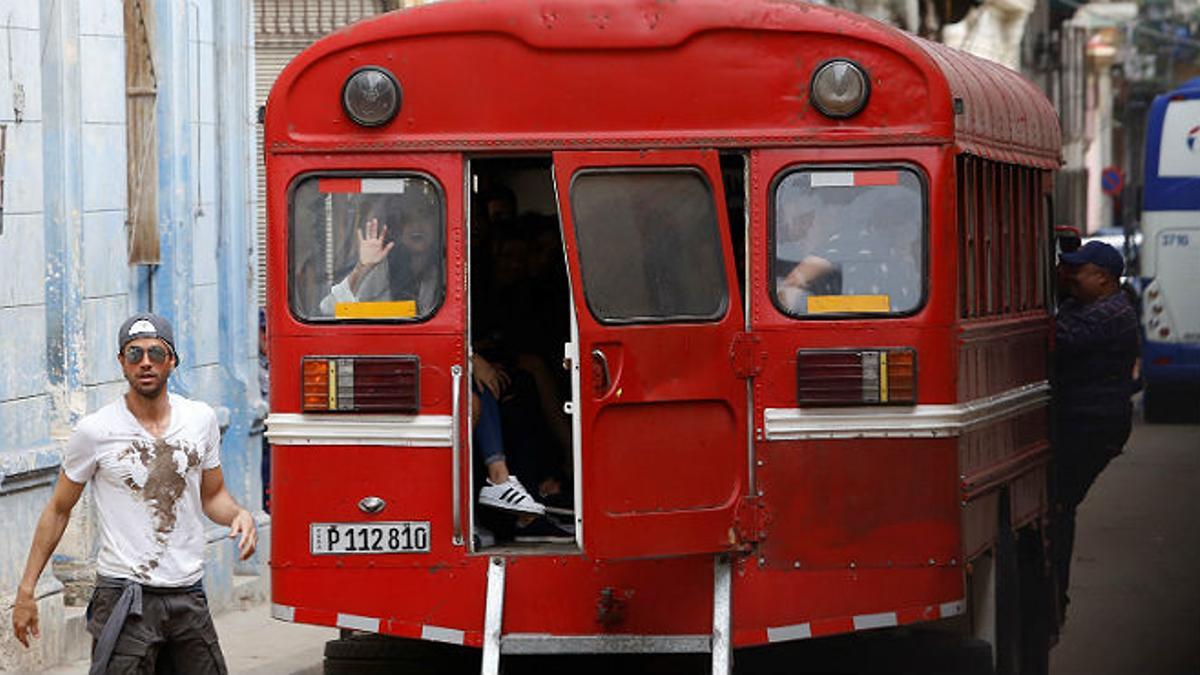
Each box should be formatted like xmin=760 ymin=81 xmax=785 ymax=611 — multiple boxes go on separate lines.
xmin=118 ymin=438 xmax=202 ymax=578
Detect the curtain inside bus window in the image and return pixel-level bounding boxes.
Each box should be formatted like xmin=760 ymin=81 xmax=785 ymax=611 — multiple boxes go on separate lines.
xmin=569 ymin=170 xmax=728 ymax=323
xmin=771 ymin=168 xmax=924 ymax=317
xmin=288 ymin=174 xmax=445 ymax=322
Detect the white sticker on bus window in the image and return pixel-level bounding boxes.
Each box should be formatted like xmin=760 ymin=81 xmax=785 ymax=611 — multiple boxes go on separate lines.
xmin=810 ymin=172 xmax=855 ymax=187
xmin=361 ymin=178 xmax=408 ymax=194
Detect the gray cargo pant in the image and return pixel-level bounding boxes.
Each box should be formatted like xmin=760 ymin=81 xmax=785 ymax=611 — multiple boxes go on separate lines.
xmin=85 ymin=576 xmax=228 ymax=675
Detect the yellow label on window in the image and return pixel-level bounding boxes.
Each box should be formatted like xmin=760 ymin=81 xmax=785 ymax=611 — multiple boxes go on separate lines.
xmin=334 ymin=301 xmax=417 ymax=319
xmin=806 ymin=295 xmax=891 ymax=314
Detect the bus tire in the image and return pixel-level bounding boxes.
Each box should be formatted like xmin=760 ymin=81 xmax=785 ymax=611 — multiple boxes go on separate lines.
xmin=1017 ymin=526 xmax=1052 ymax=675
xmin=970 ymin=490 xmax=1021 ymax=675
xmin=1144 ymin=383 xmax=1200 ymax=423
xmin=324 ymin=634 xmax=478 ymax=673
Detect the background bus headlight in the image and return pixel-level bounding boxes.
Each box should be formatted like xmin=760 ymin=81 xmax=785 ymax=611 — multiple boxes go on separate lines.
xmin=342 ymin=66 xmax=401 ymax=127
xmin=810 ymin=59 xmax=870 ymax=119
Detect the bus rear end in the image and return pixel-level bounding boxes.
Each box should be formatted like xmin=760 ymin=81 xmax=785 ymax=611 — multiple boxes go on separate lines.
xmin=262 ymin=1 xmax=1060 ymax=671
xmin=1140 ymin=78 xmax=1200 ymax=422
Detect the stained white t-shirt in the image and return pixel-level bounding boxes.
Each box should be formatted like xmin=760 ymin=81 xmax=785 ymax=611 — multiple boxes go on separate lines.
xmin=62 ymin=393 xmax=221 ymax=587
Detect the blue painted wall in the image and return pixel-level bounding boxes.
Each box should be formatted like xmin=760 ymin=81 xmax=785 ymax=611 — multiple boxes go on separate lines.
xmin=0 ymin=0 xmax=261 ymax=667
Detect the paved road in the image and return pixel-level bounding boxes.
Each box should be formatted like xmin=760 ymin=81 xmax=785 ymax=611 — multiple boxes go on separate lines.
xmin=1049 ymin=418 xmax=1200 ymax=675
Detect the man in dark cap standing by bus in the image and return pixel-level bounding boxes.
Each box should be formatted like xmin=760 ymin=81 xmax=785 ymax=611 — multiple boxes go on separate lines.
xmin=11 ymin=312 xmax=256 ymax=673
xmin=1052 ymin=241 xmax=1140 ymax=624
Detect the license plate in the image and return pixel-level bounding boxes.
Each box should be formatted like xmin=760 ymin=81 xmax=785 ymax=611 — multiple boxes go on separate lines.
xmin=310 ymin=521 xmax=430 ymax=555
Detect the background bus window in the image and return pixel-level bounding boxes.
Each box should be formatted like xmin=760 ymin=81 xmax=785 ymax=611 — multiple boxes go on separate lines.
xmin=289 ymin=175 xmax=445 ymax=322
xmin=772 ymin=168 xmax=924 ymax=317
xmin=569 ymin=170 xmax=728 ymax=323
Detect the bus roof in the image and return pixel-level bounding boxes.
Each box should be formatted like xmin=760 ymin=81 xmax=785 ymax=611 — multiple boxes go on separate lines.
xmin=266 ymin=0 xmax=1060 ymax=167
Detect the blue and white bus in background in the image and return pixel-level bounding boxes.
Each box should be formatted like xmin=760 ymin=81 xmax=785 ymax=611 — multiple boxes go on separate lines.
xmin=1140 ymin=77 xmax=1200 ymax=422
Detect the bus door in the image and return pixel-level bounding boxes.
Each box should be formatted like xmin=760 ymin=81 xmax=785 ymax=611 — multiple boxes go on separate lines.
xmin=552 ymin=150 xmax=748 ymax=560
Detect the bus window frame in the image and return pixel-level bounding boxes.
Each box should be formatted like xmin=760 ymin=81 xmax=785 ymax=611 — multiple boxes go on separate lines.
xmin=285 ymin=169 xmax=449 ymax=326
xmin=767 ymin=162 xmax=930 ymax=320
xmin=565 ymin=165 xmax=732 ymax=327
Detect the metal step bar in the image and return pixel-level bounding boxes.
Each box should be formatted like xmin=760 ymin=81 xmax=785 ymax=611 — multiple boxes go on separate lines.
xmin=481 ymin=554 xmax=733 ymax=674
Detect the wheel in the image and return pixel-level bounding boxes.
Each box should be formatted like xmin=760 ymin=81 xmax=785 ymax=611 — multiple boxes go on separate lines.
xmin=324 ymin=634 xmax=478 ymax=675
xmin=969 ymin=490 xmax=1022 ymax=675
xmin=1017 ymin=526 xmax=1052 ymax=675
xmin=1144 ymin=383 xmax=1200 ymax=423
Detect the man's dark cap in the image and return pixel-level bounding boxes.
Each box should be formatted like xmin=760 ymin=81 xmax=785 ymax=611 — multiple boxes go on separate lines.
xmin=118 ymin=313 xmax=178 ymax=363
xmin=1060 ymin=240 xmax=1124 ymax=279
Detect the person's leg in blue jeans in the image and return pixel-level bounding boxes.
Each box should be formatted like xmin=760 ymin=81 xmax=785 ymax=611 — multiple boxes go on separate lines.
xmin=474 ymin=385 xmax=543 ymax=515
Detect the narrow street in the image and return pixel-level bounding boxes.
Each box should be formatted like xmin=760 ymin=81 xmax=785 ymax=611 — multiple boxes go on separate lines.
xmin=1049 ymin=418 xmax=1200 ymax=675
xmin=56 ymin=417 xmax=1187 ymax=675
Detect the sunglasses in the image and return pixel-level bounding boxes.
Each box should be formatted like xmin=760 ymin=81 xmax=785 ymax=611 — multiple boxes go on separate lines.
xmin=123 ymin=345 xmax=170 ymax=365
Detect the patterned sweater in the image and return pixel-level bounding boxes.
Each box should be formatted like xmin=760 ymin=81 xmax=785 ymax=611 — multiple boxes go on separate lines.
xmin=1054 ymin=291 xmax=1140 ymax=422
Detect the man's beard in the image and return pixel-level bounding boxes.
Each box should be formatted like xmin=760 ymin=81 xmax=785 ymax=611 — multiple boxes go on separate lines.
xmin=127 ymin=372 xmax=166 ymax=399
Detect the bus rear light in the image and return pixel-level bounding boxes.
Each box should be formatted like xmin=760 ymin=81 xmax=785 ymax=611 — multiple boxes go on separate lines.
xmin=1159 ymin=327 xmax=1171 ymax=338
xmin=301 ymin=356 xmax=419 ymax=413
xmin=796 ymin=348 xmax=916 ymax=405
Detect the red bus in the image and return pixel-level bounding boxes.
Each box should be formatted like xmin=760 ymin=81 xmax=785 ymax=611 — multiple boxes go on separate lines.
xmin=263 ymin=1 xmax=1061 ymax=672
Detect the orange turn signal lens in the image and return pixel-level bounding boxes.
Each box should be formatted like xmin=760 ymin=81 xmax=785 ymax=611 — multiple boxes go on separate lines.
xmin=797 ymin=348 xmax=916 ymax=405
xmin=301 ymin=356 xmax=419 ymax=413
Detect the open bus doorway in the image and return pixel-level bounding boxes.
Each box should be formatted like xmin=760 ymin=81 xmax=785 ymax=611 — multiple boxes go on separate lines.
xmin=468 ymin=156 xmax=578 ymax=552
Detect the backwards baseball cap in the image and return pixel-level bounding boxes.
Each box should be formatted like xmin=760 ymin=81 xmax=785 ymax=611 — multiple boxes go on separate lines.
xmin=1060 ymin=240 xmax=1124 ymax=279
xmin=117 ymin=312 xmax=178 ymax=363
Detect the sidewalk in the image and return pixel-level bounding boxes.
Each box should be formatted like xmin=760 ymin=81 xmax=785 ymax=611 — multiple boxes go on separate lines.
xmin=42 ymin=603 xmax=336 ymax=675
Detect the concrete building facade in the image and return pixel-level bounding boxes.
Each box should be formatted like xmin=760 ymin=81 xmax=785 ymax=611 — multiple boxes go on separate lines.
xmin=0 ymin=1 xmax=263 ymax=670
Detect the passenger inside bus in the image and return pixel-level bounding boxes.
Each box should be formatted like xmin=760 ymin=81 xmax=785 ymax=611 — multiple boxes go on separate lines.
xmin=774 ymin=169 xmax=922 ymax=315
xmin=470 ymin=175 xmax=575 ymax=545
xmin=316 ymin=186 xmax=443 ymax=318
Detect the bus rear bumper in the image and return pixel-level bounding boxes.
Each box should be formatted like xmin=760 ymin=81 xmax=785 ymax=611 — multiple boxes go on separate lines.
xmin=1143 ymin=341 xmax=1200 ymax=384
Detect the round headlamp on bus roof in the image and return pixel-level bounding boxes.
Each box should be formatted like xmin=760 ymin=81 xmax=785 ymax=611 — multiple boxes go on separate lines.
xmin=342 ymin=66 xmax=401 ymax=127
xmin=809 ymin=59 xmax=870 ymax=119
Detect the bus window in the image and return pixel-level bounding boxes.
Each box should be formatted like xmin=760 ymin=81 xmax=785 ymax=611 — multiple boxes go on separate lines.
xmin=772 ymin=168 xmax=924 ymax=316
xmin=288 ymin=175 xmax=445 ymax=322
xmin=569 ymin=169 xmax=728 ymax=323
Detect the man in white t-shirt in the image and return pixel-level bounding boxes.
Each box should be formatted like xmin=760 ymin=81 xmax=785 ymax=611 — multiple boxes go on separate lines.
xmin=11 ymin=312 xmax=256 ymax=674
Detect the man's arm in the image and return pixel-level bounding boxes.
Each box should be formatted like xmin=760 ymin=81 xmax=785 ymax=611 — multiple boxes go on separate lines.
xmin=11 ymin=471 xmax=86 ymax=647
xmin=200 ymin=467 xmax=257 ymax=560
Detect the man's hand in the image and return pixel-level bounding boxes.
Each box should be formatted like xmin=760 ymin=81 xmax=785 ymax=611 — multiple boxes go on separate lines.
xmin=472 ymin=355 xmax=510 ymax=400
xmin=228 ymin=508 xmax=257 ymax=561
xmin=12 ymin=594 xmax=39 ymax=648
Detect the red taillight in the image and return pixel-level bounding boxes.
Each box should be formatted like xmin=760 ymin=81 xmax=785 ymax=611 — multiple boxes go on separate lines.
xmin=301 ymin=356 xmax=419 ymax=413
xmin=591 ymin=349 xmax=612 ymax=398
xmin=796 ymin=348 xmax=916 ymax=405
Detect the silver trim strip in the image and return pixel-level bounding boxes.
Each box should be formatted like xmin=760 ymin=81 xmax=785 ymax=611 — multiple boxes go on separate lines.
xmin=940 ymin=600 xmax=967 ymax=617
xmin=482 ymin=557 xmax=506 ymax=675
xmin=500 ymin=635 xmax=712 ymax=655
xmin=270 ymin=604 xmax=295 ymax=622
xmin=450 ymin=365 xmax=463 ymax=546
xmin=763 ymin=382 xmax=1049 ymax=440
xmin=712 ymin=555 xmax=732 ymax=674
xmin=422 ymin=624 xmax=466 ymax=645
xmin=767 ymin=623 xmax=812 ymax=642
xmin=853 ymin=611 xmax=899 ymax=631
xmin=265 ymin=413 xmax=453 ymax=446
xmin=336 ymin=613 xmax=379 ymax=633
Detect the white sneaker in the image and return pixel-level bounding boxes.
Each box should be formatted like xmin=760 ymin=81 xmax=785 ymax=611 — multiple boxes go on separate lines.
xmin=478 ymin=476 xmax=545 ymax=515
